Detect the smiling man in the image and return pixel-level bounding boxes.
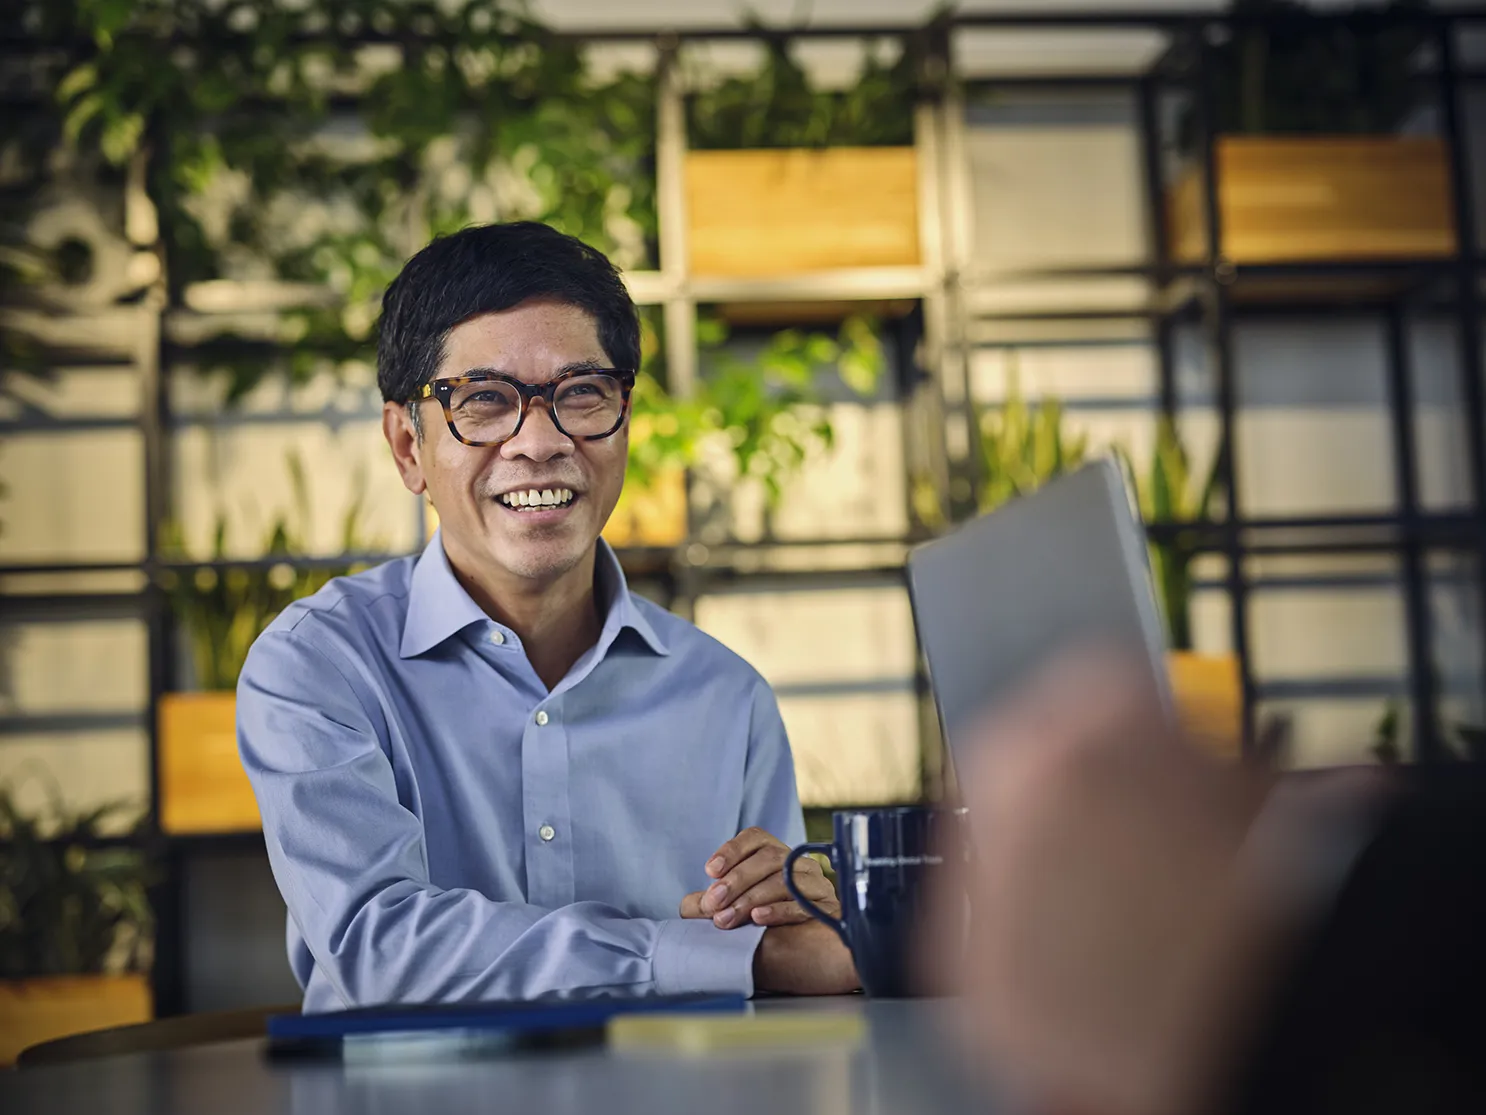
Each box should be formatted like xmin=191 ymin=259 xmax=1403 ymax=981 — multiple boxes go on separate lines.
xmin=237 ymin=222 xmax=858 ymax=1011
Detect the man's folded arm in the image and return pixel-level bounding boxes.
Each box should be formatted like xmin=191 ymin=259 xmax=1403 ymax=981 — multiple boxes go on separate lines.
xmin=237 ymin=627 xmax=761 ymax=1009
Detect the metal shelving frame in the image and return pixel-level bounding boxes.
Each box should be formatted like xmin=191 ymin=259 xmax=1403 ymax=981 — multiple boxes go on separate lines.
xmin=4 ymin=6 xmax=1486 ymax=1017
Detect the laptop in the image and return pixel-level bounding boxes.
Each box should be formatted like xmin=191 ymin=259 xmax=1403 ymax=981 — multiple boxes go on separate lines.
xmin=905 ymin=457 xmax=1172 ymax=763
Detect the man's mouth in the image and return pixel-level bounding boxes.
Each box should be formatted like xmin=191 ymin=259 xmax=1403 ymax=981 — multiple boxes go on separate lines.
xmin=497 ymin=487 xmax=577 ymax=512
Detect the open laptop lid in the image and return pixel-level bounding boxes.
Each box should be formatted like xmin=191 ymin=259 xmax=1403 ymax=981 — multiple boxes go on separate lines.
xmin=906 ymin=457 xmax=1172 ymax=770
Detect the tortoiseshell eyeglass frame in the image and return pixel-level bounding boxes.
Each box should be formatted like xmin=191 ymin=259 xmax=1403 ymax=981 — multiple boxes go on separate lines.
xmin=408 ymin=368 xmax=636 ymax=448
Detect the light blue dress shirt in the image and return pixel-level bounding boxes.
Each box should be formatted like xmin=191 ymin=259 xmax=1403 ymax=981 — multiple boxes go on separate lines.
xmin=237 ymin=532 xmax=805 ymax=1012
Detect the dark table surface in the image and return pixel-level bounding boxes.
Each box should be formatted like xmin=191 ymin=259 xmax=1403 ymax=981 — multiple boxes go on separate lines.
xmin=2 ymin=998 xmax=999 ymax=1115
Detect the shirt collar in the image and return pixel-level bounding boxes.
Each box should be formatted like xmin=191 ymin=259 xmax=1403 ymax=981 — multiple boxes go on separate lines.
xmin=400 ymin=531 xmax=669 ymax=659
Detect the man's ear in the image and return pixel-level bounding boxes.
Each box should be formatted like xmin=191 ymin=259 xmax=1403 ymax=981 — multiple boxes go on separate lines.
xmin=383 ymin=401 xmax=427 ymax=496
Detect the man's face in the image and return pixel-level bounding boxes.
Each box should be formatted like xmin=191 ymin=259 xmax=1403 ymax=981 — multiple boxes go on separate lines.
xmin=386 ymin=298 xmax=628 ymax=587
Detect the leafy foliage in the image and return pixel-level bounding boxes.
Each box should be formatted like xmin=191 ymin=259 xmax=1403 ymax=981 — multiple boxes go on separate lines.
xmin=1114 ymin=419 xmax=1225 ymax=651
xmin=974 ymin=359 xmax=1090 ymax=514
xmin=1180 ymin=0 xmax=1430 ymax=152
xmin=25 ymin=0 xmax=659 ymax=397
xmin=19 ymin=0 xmax=894 ymax=511
xmin=629 ymin=315 xmax=885 ymax=503
xmin=0 ymin=780 xmax=152 ymax=979
xmin=975 ymin=364 xmax=1224 ymax=651
xmin=688 ymin=33 xmax=919 ymax=150
xmin=157 ymin=452 xmax=382 ymax=690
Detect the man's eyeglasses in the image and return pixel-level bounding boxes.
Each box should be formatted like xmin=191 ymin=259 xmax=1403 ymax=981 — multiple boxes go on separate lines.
xmin=409 ymin=369 xmax=635 ymax=448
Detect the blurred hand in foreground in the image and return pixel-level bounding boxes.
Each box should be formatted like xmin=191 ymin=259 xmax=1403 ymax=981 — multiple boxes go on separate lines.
xmin=923 ymin=648 xmax=1388 ymax=1115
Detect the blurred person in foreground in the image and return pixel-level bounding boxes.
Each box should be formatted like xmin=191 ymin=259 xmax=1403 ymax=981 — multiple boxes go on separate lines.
xmin=927 ymin=647 xmax=1485 ymax=1115
xmin=237 ymin=222 xmax=856 ymax=1011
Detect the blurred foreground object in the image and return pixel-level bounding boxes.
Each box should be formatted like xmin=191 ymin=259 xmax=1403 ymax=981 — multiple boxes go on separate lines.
xmin=926 ymin=649 xmax=1486 ymax=1115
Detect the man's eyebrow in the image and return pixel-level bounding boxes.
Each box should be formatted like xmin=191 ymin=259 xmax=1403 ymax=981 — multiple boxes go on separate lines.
xmin=454 ymin=359 xmax=610 ymax=378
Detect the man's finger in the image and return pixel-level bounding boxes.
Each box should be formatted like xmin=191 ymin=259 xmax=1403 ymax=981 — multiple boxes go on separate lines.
xmin=705 ymin=826 xmax=776 ymax=879
xmin=678 ymin=890 xmax=708 ymax=919
xmin=701 ymin=843 xmax=789 ymax=915
xmin=713 ymin=865 xmax=837 ymax=928
xmin=750 ymin=900 xmax=835 ymax=927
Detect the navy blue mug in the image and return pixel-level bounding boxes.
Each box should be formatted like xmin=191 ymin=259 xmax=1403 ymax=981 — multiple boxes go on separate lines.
xmin=784 ymin=806 xmax=968 ymax=998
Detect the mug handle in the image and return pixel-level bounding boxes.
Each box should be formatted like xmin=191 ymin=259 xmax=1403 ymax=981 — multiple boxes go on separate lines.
xmin=784 ymin=842 xmax=848 ymax=946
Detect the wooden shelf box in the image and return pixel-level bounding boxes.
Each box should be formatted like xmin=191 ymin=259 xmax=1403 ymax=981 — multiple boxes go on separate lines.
xmin=157 ymin=692 xmax=260 ymax=835
xmin=1168 ymin=136 xmax=1457 ymax=264
xmin=0 ymin=975 xmax=151 ymax=1065
xmin=1168 ymin=651 xmax=1243 ymax=762
xmin=684 ymin=147 xmax=921 ymax=277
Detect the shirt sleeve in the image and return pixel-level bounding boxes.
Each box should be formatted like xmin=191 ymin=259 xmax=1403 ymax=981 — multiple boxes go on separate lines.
xmin=738 ymin=678 xmax=807 ymax=847
xmin=237 ymin=626 xmax=762 ymax=1009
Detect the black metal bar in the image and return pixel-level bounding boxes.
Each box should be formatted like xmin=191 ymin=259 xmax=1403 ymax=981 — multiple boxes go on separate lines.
xmin=0 ymin=712 xmax=147 ymax=736
xmin=1384 ymin=305 xmax=1442 ymax=762
xmin=1192 ymin=26 xmax=1256 ymax=751
xmin=1137 ymin=74 xmax=1179 ymax=419
xmin=0 ymin=560 xmax=145 ymax=576
xmin=1436 ymin=22 xmax=1486 ymax=721
xmin=0 ymin=592 xmax=147 ymax=615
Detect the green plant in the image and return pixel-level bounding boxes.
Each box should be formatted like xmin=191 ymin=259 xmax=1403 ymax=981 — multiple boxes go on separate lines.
xmin=1116 ymin=419 xmax=1225 ymax=651
xmin=974 ymin=359 xmax=1090 ymax=514
xmin=687 ymin=31 xmax=919 ymax=150
xmin=1178 ymin=0 xmax=1429 ymax=154
xmin=628 ymin=313 xmax=885 ymax=505
xmin=1371 ymin=700 xmax=1404 ymax=764
xmin=0 ymin=778 xmax=152 ymax=979
xmin=158 ymin=452 xmax=381 ymax=691
xmin=26 ymin=0 xmax=659 ymax=400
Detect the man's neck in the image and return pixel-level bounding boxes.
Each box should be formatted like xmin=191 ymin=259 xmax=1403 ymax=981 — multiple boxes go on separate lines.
xmin=447 ymin=544 xmax=603 ymax=691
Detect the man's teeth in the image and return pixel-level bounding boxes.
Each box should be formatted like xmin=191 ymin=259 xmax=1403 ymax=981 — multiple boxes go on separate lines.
xmin=500 ymin=488 xmax=575 ymax=509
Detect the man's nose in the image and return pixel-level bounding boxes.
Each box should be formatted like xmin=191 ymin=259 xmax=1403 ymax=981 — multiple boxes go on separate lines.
xmin=499 ymin=399 xmax=573 ymax=461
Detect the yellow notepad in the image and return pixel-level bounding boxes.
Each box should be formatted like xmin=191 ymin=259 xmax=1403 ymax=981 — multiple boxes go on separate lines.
xmin=608 ymin=1011 xmax=866 ymax=1055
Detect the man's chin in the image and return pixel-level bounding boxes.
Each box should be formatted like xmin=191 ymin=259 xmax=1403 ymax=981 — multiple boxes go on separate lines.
xmin=489 ymin=532 xmax=593 ymax=585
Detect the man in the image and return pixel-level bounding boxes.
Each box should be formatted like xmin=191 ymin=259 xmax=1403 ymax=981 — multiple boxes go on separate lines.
xmin=238 ymin=222 xmax=858 ymax=1011
xmin=930 ymin=648 xmax=1486 ymax=1115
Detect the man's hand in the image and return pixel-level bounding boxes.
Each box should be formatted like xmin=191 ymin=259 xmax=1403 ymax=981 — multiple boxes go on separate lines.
xmin=753 ymin=919 xmax=860 ymax=995
xmin=920 ymin=648 xmax=1385 ymax=1115
xmin=679 ymin=826 xmax=839 ymax=929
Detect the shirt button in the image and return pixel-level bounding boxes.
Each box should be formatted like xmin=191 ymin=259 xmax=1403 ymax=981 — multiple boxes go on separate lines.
xmin=488 ymin=630 xmax=505 ymax=646
xmin=539 ymin=824 xmax=556 ymax=842
xmin=535 ymin=710 xmax=549 ymax=726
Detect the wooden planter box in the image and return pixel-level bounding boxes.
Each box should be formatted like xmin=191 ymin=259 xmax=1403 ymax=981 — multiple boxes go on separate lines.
xmin=1169 ymin=136 xmax=1456 ymax=264
xmin=0 ymin=974 xmax=151 ymax=1065
xmin=1168 ymin=651 xmax=1243 ymax=761
xmin=158 ymin=691 xmax=260 ymax=834
xmin=685 ymin=147 xmax=921 ymax=277
xmin=603 ymin=468 xmax=688 ymax=549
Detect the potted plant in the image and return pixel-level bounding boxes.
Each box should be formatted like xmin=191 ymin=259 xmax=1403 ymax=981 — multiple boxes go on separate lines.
xmin=1168 ymin=0 xmax=1454 ymax=265
xmin=0 ymin=780 xmax=153 ymax=1064
xmin=1117 ymin=421 xmax=1242 ymax=759
xmin=684 ymin=34 xmax=923 ymax=277
xmin=974 ymin=364 xmax=1090 ymax=515
xmin=973 ymin=373 xmax=1242 ymax=757
xmin=605 ymin=312 xmax=884 ymax=548
xmin=155 ymin=454 xmax=379 ymax=835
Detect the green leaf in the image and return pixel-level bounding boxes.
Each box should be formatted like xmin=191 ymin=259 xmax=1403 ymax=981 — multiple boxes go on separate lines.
xmin=57 ymin=64 xmax=99 ymax=105
xmin=62 ymin=92 xmax=107 ymax=145
xmin=100 ymin=111 xmax=146 ymax=164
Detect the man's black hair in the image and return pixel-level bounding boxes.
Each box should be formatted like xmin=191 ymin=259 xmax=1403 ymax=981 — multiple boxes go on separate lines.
xmin=376 ymin=221 xmax=641 ymax=404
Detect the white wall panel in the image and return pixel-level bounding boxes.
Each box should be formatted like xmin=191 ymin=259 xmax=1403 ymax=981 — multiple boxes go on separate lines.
xmin=0 ymin=620 xmax=147 ymax=714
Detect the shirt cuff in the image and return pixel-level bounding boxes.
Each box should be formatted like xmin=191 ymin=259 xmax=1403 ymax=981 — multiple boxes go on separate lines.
xmin=652 ymin=918 xmax=765 ymax=998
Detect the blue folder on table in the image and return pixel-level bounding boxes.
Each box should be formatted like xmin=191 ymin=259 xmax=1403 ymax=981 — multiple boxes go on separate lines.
xmin=266 ymin=992 xmax=747 ymax=1056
